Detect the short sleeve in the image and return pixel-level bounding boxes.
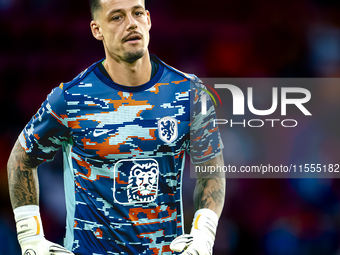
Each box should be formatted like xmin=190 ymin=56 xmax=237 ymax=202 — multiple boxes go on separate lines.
xmin=189 ymin=78 xmax=224 ymax=164
xmin=18 ymin=84 xmax=70 ymax=161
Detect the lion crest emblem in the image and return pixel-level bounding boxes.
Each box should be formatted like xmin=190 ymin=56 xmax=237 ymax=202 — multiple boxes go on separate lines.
xmin=127 ymin=161 xmax=159 ymax=203
xmin=114 ymin=159 xmax=159 ymax=204
xmin=158 ymin=116 xmax=178 ymax=144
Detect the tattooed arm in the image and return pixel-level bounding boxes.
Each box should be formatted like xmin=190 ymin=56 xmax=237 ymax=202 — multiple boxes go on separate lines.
xmin=193 ymin=153 xmax=226 ymax=217
xmin=7 ymin=139 xmax=43 ymax=209
xmin=170 ymin=154 xmax=225 ymax=253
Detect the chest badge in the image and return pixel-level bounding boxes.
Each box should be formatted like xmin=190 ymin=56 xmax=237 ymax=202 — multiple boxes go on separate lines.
xmin=157 ymin=116 xmax=178 ymax=144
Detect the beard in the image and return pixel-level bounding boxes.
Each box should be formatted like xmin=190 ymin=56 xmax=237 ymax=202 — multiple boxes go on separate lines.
xmin=122 ymin=48 xmax=146 ymax=63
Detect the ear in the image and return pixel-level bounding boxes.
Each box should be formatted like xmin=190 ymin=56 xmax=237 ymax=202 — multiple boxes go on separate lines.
xmin=150 ymin=168 xmax=157 ymax=175
xmin=146 ymin=10 xmax=151 ymax=30
xmin=133 ymin=169 xmax=142 ymax=177
xmin=90 ymin=20 xmax=103 ymax=41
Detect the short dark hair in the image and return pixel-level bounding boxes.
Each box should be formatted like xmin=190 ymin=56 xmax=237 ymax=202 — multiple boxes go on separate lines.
xmin=89 ymin=0 xmax=102 ymax=20
xmin=89 ymin=0 xmax=148 ymax=19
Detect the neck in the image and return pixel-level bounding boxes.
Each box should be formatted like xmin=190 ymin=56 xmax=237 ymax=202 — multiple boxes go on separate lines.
xmin=103 ymin=50 xmax=152 ymax=87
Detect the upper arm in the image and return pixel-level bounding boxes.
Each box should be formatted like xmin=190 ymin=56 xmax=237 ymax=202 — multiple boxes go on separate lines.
xmin=189 ymin=80 xmax=224 ymax=165
xmin=7 ymin=139 xmax=43 ymax=209
xmin=19 ymin=85 xmax=70 ymax=162
xmin=8 ymin=139 xmax=43 ymax=173
xmin=194 ymin=153 xmax=225 ymax=179
xmin=192 ymin=154 xmax=226 ymax=216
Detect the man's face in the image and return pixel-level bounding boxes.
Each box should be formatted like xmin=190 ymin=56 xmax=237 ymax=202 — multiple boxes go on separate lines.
xmin=92 ymin=0 xmax=151 ymax=63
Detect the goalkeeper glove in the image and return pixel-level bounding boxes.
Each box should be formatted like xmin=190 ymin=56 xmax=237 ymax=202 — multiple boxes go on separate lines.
xmin=14 ymin=205 xmax=74 ymax=255
xmin=170 ymin=208 xmax=218 ymax=255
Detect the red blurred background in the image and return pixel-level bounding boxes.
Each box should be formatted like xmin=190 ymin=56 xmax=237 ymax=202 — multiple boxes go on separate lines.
xmin=1 ymin=0 xmax=340 ymax=254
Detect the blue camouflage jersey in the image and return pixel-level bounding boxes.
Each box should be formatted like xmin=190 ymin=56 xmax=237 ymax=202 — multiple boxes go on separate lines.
xmin=19 ymin=55 xmax=223 ymax=255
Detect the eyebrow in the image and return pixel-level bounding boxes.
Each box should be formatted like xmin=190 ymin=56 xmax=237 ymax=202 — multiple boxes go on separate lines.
xmin=106 ymin=5 xmax=144 ymax=17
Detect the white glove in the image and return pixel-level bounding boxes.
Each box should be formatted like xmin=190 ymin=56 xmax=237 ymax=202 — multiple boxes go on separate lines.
xmin=170 ymin=208 xmax=218 ymax=255
xmin=14 ymin=205 xmax=74 ymax=255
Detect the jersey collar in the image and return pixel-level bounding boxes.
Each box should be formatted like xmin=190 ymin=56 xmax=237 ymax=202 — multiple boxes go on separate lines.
xmin=93 ymin=55 xmax=164 ymax=92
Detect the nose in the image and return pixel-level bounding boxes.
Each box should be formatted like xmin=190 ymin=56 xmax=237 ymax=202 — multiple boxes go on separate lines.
xmin=126 ymin=14 xmax=137 ymax=31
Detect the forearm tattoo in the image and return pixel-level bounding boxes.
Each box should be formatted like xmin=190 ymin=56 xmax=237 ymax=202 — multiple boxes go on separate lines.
xmin=194 ymin=155 xmax=226 ymax=217
xmin=7 ymin=140 xmax=42 ymax=209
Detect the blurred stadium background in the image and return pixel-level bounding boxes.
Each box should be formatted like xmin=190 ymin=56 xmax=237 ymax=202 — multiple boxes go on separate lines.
xmin=1 ymin=0 xmax=340 ymax=254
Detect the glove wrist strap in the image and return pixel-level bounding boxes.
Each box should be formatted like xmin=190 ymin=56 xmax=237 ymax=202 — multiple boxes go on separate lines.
xmin=191 ymin=208 xmax=218 ymax=240
xmin=14 ymin=205 xmax=44 ymax=244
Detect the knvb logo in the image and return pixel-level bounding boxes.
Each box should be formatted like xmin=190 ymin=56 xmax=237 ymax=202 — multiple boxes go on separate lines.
xmin=200 ymin=84 xmax=312 ymax=128
xmin=157 ymin=116 xmax=178 ymax=144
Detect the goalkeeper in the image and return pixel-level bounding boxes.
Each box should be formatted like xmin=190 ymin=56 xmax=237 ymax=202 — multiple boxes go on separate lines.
xmin=7 ymin=0 xmax=226 ymax=254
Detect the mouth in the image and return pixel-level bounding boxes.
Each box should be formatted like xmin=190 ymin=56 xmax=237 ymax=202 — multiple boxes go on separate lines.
xmin=123 ymin=33 xmax=142 ymax=44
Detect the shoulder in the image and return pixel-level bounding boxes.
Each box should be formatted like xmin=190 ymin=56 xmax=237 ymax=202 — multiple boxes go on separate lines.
xmin=156 ymin=57 xmax=212 ymax=102
xmin=47 ymin=59 xmax=102 ymax=109
xmin=61 ymin=59 xmax=103 ymax=91
xmin=153 ymin=55 xmax=202 ymax=86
